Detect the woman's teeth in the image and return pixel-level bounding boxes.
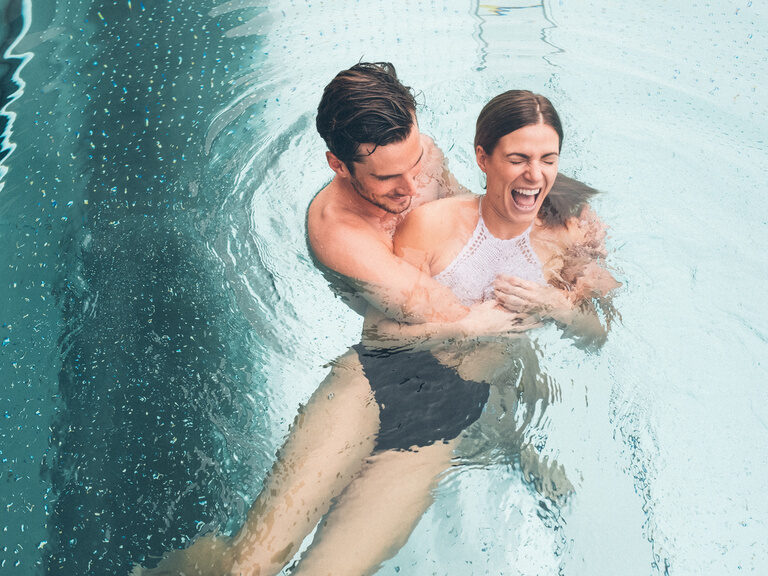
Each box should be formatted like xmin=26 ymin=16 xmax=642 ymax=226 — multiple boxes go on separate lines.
xmin=511 ymin=188 xmax=540 ymax=209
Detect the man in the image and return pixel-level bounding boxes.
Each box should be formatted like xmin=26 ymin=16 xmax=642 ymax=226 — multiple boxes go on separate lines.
xmin=308 ymin=61 xmax=499 ymax=326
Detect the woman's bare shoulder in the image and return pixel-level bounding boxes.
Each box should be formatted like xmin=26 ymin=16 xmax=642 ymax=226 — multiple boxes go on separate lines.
xmin=395 ymin=195 xmax=479 ymax=254
xmin=411 ymin=194 xmax=478 ymax=221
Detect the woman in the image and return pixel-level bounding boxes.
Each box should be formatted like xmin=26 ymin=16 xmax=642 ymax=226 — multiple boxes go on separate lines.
xmin=138 ymin=90 xmax=617 ymax=576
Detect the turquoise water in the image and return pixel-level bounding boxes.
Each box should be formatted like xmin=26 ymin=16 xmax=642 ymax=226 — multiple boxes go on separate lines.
xmin=1 ymin=1 xmax=766 ymax=574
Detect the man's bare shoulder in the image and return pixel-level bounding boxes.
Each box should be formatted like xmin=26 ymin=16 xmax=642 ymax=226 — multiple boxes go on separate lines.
xmin=418 ymin=134 xmax=444 ymax=172
xmin=309 ymin=182 xmax=348 ymax=220
xmin=307 ymin=183 xmax=390 ymax=278
xmin=308 ymin=183 xmax=368 ymax=240
xmin=419 ymin=132 xmax=437 ymax=148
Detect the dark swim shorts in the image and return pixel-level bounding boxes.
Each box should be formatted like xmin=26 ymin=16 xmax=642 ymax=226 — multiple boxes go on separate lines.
xmin=352 ymin=344 xmax=490 ymax=452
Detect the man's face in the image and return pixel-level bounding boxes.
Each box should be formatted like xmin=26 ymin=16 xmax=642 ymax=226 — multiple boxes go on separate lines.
xmin=348 ymin=124 xmax=424 ymax=214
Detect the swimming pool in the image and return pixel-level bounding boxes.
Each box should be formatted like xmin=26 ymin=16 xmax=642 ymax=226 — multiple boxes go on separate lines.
xmin=1 ymin=0 xmax=766 ymax=574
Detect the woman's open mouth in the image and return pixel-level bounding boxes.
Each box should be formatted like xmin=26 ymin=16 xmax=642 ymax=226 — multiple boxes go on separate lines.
xmin=511 ymin=188 xmax=540 ymax=211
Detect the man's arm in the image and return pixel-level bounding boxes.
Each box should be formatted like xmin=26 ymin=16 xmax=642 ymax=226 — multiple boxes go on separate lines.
xmin=361 ymin=303 xmax=541 ymax=352
xmin=308 ymin=211 xmax=468 ymax=324
xmin=418 ymin=134 xmax=472 ymax=200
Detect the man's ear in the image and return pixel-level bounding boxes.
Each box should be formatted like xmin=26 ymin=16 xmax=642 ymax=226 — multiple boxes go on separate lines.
xmin=326 ymin=151 xmax=352 ymax=178
xmin=475 ymin=145 xmax=488 ymax=173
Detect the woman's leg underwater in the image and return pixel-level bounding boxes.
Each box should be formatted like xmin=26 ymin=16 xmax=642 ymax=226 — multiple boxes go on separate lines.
xmin=138 ymin=348 xmax=380 ymax=576
xmin=292 ymin=440 xmax=456 ymax=576
xmin=228 ymin=348 xmax=380 ymax=574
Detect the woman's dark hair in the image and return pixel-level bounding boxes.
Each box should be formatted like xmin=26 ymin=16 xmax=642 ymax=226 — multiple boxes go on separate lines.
xmin=475 ymin=90 xmax=563 ymax=154
xmin=476 ymin=90 xmax=594 ymax=226
xmin=316 ymin=62 xmax=417 ymax=171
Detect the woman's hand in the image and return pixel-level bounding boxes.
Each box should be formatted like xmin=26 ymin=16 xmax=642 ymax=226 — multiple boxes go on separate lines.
xmin=493 ymin=275 xmax=575 ymax=325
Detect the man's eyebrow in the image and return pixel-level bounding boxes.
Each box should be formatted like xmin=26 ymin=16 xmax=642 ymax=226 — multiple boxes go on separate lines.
xmin=372 ymin=148 xmax=425 ymax=179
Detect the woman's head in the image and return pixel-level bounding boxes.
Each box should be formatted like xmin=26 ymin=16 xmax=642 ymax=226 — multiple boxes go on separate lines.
xmin=475 ymin=90 xmax=563 ymax=154
xmin=475 ymin=91 xmax=564 ymax=231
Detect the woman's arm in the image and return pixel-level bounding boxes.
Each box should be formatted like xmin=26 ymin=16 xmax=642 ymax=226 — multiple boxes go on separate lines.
xmin=494 ymin=205 xmax=620 ymax=349
xmin=492 ymin=275 xmax=609 ymax=348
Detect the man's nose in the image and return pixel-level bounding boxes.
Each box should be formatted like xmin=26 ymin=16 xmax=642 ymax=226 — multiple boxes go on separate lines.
xmin=401 ymin=173 xmax=418 ymax=195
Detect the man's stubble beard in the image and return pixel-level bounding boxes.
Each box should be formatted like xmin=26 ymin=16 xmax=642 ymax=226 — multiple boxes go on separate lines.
xmin=350 ymin=176 xmax=412 ymax=215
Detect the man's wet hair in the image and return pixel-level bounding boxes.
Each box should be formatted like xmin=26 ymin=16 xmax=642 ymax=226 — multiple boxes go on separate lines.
xmin=316 ymin=62 xmax=417 ymax=172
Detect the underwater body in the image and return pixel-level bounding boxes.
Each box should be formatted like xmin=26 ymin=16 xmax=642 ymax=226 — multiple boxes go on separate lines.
xmin=1 ymin=1 xmax=767 ymax=575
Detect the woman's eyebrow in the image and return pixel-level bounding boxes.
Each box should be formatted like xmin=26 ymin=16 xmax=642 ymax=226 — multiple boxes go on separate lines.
xmin=505 ymin=152 xmax=559 ymax=158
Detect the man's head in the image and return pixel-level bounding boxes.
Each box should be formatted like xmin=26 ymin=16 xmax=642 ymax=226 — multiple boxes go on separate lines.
xmin=317 ymin=62 xmax=422 ymax=214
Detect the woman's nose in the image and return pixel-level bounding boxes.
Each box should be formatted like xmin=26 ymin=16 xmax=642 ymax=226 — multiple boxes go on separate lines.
xmin=525 ymin=162 xmax=543 ymax=182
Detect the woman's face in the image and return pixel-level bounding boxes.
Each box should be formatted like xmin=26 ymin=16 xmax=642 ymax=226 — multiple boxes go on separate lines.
xmin=476 ymin=122 xmax=560 ymax=227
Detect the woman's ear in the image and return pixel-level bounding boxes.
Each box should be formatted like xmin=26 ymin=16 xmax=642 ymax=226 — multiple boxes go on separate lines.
xmin=475 ymin=145 xmax=488 ymax=173
xmin=326 ymin=151 xmax=351 ymax=179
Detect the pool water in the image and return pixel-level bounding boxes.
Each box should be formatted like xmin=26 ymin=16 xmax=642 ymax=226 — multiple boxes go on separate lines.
xmin=1 ymin=1 xmax=766 ymax=574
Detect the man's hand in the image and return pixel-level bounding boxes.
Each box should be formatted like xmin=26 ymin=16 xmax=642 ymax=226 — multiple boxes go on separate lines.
xmin=456 ymin=300 xmax=542 ymax=341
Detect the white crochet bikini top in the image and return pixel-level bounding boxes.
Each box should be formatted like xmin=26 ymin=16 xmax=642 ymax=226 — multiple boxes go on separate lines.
xmin=434 ymin=198 xmax=546 ymax=306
